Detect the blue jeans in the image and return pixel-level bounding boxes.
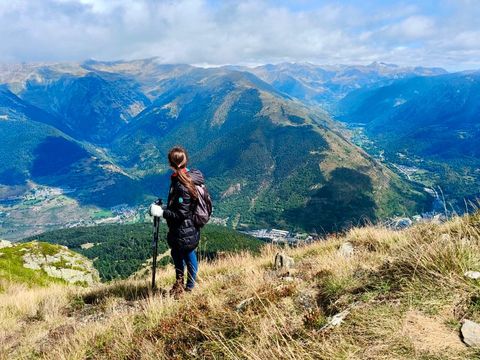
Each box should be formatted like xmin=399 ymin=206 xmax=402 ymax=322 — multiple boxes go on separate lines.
xmin=171 ymin=247 xmax=198 ymax=289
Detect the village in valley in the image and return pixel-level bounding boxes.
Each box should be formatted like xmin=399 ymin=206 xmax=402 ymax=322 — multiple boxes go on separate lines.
xmin=0 ymin=183 xmax=147 ymax=240
xmin=240 ymin=228 xmax=318 ymax=246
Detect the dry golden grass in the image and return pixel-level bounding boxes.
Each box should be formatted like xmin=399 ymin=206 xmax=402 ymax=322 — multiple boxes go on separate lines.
xmin=1 ymin=213 xmax=480 ymax=359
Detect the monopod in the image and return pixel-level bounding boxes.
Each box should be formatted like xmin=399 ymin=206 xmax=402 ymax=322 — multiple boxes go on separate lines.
xmin=151 ymin=199 xmax=162 ymax=291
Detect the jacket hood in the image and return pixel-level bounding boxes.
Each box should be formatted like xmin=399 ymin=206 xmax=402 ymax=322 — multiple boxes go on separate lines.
xmin=188 ymin=168 xmax=205 ymax=185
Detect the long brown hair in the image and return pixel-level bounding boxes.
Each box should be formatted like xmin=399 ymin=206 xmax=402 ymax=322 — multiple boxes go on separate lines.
xmin=168 ymin=146 xmax=198 ymax=201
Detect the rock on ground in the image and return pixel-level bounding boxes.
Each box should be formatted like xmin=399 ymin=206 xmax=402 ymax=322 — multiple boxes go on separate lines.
xmin=464 ymin=271 xmax=480 ymax=280
xmin=461 ymin=319 xmax=480 ymax=347
xmin=236 ymin=297 xmax=254 ymax=312
xmin=392 ymin=217 xmax=413 ymax=230
xmin=274 ymin=253 xmax=294 ymax=270
xmin=329 ymin=310 xmax=349 ymax=327
xmin=339 ymin=242 xmax=354 ymax=257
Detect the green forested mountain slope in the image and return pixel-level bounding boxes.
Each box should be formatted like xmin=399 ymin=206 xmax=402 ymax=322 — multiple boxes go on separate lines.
xmin=20 ymin=72 xmax=151 ymax=144
xmin=0 ymin=87 xmax=145 ymax=207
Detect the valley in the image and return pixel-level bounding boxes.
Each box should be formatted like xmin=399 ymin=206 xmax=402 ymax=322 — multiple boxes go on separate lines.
xmin=0 ymin=182 xmax=149 ymax=240
xmin=1 ymin=59 xmax=479 ymax=240
xmin=0 ymin=59 xmax=441 ymax=239
xmin=337 ymin=72 xmax=480 ymax=211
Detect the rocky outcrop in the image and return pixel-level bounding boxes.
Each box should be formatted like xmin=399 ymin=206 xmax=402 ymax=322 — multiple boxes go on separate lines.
xmin=20 ymin=241 xmax=100 ymax=285
xmin=221 ymin=183 xmax=242 ymax=198
xmin=0 ymin=239 xmax=12 ymax=249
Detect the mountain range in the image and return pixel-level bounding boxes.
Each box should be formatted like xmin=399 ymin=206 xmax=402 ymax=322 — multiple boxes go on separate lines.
xmin=242 ymin=61 xmax=447 ymax=108
xmin=2 ymin=58 xmax=464 ymax=239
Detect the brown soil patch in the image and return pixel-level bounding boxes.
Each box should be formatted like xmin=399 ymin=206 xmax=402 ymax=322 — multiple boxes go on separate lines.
xmin=403 ymin=310 xmax=465 ymax=354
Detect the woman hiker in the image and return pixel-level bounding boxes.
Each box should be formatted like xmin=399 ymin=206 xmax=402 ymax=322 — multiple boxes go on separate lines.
xmin=150 ymin=146 xmax=205 ymax=298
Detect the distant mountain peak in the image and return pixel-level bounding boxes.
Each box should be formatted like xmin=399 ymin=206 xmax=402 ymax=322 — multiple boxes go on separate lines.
xmin=369 ymin=61 xmax=399 ymax=68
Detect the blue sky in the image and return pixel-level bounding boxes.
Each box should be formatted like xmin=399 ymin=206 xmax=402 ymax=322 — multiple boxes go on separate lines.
xmin=0 ymin=0 xmax=478 ymax=70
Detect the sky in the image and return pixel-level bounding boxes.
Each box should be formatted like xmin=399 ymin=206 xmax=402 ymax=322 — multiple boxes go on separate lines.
xmin=0 ymin=0 xmax=479 ymax=71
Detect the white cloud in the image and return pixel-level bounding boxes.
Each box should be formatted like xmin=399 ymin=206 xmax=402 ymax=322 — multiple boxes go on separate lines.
xmin=0 ymin=0 xmax=478 ymax=70
xmin=387 ymin=15 xmax=436 ymax=39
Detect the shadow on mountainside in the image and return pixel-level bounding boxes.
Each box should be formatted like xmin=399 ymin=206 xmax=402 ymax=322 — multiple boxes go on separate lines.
xmin=0 ymin=169 xmax=27 ymax=186
xmin=284 ymin=167 xmax=377 ymax=234
xmin=29 ymin=136 xmax=153 ymax=207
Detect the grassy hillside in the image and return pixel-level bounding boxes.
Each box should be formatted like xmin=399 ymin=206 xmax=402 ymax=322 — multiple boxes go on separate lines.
xmin=2 ymin=213 xmax=480 ymax=358
xmin=24 ymin=223 xmax=263 ymax=281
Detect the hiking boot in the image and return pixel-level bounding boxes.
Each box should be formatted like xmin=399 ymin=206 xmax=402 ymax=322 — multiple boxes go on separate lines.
xmin=169 ymin=278 xmax=184 ymax=299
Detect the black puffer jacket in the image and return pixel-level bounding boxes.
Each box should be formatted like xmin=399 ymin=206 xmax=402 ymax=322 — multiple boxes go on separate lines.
xmin=162 ymin=168 xmax=205 ymax=251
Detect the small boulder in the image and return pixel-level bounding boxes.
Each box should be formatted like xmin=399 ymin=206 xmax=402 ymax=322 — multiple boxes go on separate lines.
xmin=274 ymin=253 xmax=294 ymax=270
xmin=339 ymin=242 xmax=354 ymax=257
xmin=464 ymin=271 xmax=480 ymax=280
xmin=432 ymin=214 xmax=444 ymax=225
xmin=461 ymin=319 xmax=480 ymax=347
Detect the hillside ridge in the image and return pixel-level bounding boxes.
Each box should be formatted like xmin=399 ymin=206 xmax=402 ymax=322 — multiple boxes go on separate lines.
xmin=1 ymin=213 xmax=480 ymax=358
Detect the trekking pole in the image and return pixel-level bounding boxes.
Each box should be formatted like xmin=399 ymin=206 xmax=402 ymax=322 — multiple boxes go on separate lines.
xmin=151 ymin=199 xmax=162 ymax=291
